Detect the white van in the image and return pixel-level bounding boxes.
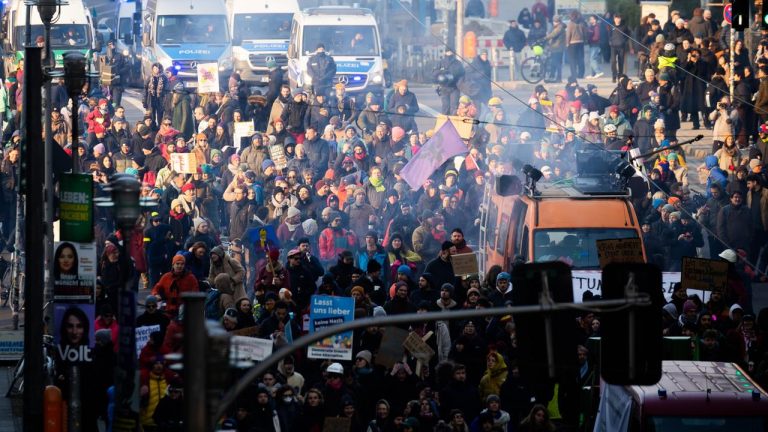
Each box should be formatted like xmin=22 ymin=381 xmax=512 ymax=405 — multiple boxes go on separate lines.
xmin=227 ymin=0 xmax=299 ymax=85
xmin=141 ymin=0 xmax=233 ymax=89
xmin=3 ymin=0 xmax=98 ymax=71
xmin=287 ymin=7 xmax=386 ymax=95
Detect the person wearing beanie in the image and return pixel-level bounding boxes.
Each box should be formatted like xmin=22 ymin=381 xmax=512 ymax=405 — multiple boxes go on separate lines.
xmin=255 ymin=247 xmax=290 ymax=295
xmin=356 ymin=229 xmax=390 ymax=287
xmin=151 ymin=254 xmax=199 ymax=319
xmin=137 ymin=294 xmax=171 ymax=338
xmin=286 ymin=246 xmax=319 ymax=311
xmin=488 ymin=272 xmax=513 ymax=307
xmin=209 ymin=245 xmax=247 ymax=312
xmin=424 ymin=240 xmax=459 ymax=292
xmin=276 ymin=205 xmax=307 ymax=252
xmin=384 ymin=281 xmax=417 ymax=319
xmin=319 ymin=211 xmax=359 ymax=267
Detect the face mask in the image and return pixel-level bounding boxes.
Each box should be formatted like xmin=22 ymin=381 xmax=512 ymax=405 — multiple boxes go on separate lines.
xmin=100 ymin=108 xmax=107 ymax=114
xmin=283 ymin=396 xmax=293 ymax=403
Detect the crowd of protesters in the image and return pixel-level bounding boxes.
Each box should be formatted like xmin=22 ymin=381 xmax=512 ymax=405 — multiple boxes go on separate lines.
xmin=1 ymin=2 xmax=768 ymax=431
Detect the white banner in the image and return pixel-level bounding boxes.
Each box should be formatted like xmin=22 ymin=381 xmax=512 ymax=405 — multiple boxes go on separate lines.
xmin=572 ymin=271 xmax=683 ymax=302
xmin=231 ymin=336 xmax=274 ymax=362
xmin=135 ymin=325 xmax=161 ymax=357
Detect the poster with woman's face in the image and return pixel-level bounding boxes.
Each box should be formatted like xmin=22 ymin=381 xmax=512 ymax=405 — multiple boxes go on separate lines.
xmin=53 ymin=242 xmax=96 ymax=303
xmin=54 ymin=303 xmax=95 ymax=363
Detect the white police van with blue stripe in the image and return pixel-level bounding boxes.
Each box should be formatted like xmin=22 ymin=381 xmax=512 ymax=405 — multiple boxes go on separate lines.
xmin=141 ymin=0 xmax=233 ymax=90
xmin=287 ymin=7 xmax=385 ymax=95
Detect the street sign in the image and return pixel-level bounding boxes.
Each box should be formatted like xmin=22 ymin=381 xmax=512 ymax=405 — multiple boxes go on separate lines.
xmin=724 ymin=3 xmax=732 ymax=25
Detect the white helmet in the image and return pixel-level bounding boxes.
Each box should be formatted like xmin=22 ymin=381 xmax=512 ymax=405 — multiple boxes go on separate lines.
xmin=326 ymin=362 xmax=344 ymax=374
xmin=603 ymin=124 xmax=617 ymax=133
xmin=663 ymin=43 xmax=675 ymax=51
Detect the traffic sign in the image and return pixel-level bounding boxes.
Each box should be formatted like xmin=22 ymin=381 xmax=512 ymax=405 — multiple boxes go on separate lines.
xmin=724 ymin=3 xmax=732 ymax=25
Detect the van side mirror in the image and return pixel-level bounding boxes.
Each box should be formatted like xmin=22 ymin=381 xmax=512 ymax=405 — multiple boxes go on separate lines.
xmin=142 ymin=32 xmax=151 ymax=47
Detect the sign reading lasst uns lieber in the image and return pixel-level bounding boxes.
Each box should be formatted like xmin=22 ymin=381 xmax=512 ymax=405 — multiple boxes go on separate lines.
xmin=308 ymin=295 xmax=354 ymax=361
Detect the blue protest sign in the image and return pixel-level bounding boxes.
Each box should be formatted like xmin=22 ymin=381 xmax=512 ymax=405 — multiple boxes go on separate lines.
xmin=308 ymin=295 xmax=354 ymax=360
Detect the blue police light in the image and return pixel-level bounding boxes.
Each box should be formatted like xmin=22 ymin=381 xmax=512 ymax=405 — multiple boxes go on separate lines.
xmin=353 ymin=76 xmax=362 ymax=81
xmin=174 ymin=64 xmax=182 ymax=71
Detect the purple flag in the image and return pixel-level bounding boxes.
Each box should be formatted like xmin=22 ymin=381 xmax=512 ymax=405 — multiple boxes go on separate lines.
xmin=400 ymin=121 xmax=468 ymax=190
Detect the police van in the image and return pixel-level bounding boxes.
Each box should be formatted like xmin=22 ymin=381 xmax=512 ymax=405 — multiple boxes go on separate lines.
xmin=226 ymin=0 xmax=299 ymax=86
xmin=287 ymin=6 xmax=386 ymax=95
xmin=2 ymin=0 xmax=99 ymax=73
xmin=113 ymin=0 xmax=142 ymax=87
xmin=141 ymin=0 xmax=233 ymax=89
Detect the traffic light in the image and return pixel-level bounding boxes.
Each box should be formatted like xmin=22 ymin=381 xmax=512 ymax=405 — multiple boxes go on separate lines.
xmin=761 ymin=0 xmax=768 ymax=30
xmin=732 ymin=0 xmax=749 ymax=30
xmin=600 ymin=263 xmax=664 ymax=385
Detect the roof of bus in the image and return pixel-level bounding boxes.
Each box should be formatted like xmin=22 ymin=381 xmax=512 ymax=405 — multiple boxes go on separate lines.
xmin=523 ymin=196 xmax=638 ymax=229
xmin=629 ymin=361 xmax=768 ymax=417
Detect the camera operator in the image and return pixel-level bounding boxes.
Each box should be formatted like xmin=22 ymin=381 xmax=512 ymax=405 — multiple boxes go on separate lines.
xmin=709 ymin=96 xmax=738 ymax=153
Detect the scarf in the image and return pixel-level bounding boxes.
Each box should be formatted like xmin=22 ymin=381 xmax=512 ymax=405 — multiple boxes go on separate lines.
xmin=286 ymin=222 xmax=300 ymax=232
xmin=169 ymin=209 xmax=186 ymax=220
xmin=370 ymin=177 xmax=385 ymax=192
xmin=271 ymin=196 xmax=289 ymax=217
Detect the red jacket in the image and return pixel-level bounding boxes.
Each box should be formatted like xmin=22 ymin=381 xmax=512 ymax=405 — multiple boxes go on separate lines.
xmin=151 ymin=270 xmax=199 ymax=318
xmin=85 ymin=108 xmax=111 ymax=133
xmin=318 ymin=227 xmax=357 ymax=263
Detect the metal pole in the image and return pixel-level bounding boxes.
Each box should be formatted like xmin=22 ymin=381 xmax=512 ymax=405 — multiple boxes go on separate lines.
xmin=22 ymin=46 xmax=44 ymax=432
xmin=456 ymin=0 xmax=465 ymax=57
xmin=43 ymin=19 xmax=55 ymax=347
xmin=68 ymin=365 xmax=82 ymax=432
xmin=214 ymin=296 xmax=651 ymax=424
xmin=70 ymin=96 xmax=79 ymax=173
xmin=113 ymin=228 xmax=139 ymax=432
xmin=25 ymin=5 xmax=32 ymax=47
xmin=182 ymin=292 xmax=208 ymax=432
xmin=729 ymin=26 xmax=735 ymax=101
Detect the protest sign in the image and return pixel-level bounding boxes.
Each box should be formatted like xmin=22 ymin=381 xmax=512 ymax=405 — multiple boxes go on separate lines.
xmin=451 ymin=253 xmax=479 ymax=276
xmin=60 ymin=173 xmax=93 ymax=242
xmin=308 ymin=295 xmax=355 ymax=360
xmin=571 ymin=270 xmax=682 ymax=302
xmin=323 ymin=417 xmax=351 ymax=432
xmin=269 ymin=145 xmax=288 ymax=170
xmin=403 ymin=331 xmax=435 ymax=363
xmin=54 ymin=303 xmax=95 ymax=363
xmin=434 ymin=115 xmax=474 ymax=140
xmin=375 ymin=327 xmax=409 ymax=368
xmin=230 ymin=336 xmax=274 ymax=362
xmin=135 ymin=325 xmax=161 ymax=357
xmin=596 ymin=238 xmax=644 ymax=268
xmin=170 ymin=152 xmax=199 ymax=174
xmin=681 ymin=257 xmax=728 ymax=292
xmin=0 ymin=331 xmax=24 ymax=360
xmin=233 ymin=121 xmax=255 ymax=149
xmin=197 ymin=63 xmax=220 ymax=93
xmin=53 ymin=242 xmax=96 ymax=303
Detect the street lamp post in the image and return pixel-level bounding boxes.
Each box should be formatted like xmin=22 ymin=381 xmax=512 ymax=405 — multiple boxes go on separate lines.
xmin=63 ymin=51 xmax=88 ymax=173
xmin=106 ymin=174 xmax=142 ymax=431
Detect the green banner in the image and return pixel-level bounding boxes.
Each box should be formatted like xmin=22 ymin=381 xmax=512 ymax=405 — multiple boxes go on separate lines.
xmin=60 ymin=173 xmax=93 ymax=242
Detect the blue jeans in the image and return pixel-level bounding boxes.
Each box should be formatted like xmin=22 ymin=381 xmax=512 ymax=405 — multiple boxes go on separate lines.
xmin=589 ymin=46 xmax=601 ymax=75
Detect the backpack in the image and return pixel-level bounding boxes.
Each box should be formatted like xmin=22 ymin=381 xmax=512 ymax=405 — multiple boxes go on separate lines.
xmin=205 ymin=288 xmax=222 ymax=320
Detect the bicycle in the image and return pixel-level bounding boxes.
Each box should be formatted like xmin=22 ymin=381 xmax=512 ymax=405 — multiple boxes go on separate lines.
xmin=520 ymin=44 xmax=551 ymax=84
xmin=6 ymin=331 xmax=56 ymax=398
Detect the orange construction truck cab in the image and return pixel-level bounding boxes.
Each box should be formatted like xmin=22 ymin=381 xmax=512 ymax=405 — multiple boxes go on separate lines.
xmin=480 ymin=152 xmax=646 ymax=273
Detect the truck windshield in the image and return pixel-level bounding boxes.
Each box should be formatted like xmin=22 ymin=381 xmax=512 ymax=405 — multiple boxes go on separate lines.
xmin=117 ymin=17 xmax=132 ymax=41
xmin=649 ymin=416 xmax=765 ymax=431
xmin=233 ymin=13 xmax=292 ymax=41
xmin=15 ymin=24 xmax=91 ymax=50
xmin=302 ymin=25 xmax=379 ymax=56
xmin=533 ymin=228 xmax=639 ymax=268
xmin=156 ymin=15 xmax=229 ymax=44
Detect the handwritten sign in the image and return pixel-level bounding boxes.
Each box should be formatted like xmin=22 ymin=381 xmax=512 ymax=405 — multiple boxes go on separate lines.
xmin=269 ymin=145 xmax=288 ymax=170
xmin=230 ymin=336 xmax=273 ymax=362
xmin=451 ymin=253 xmax=479 ymax=276
xmin=434 ymin=115 xmax=474 ymax=140
xmin=403 ymin=332 xmax=435 ymax=363
xmin=233 ymin=121 xmax=255 ymax=149
xmin=572 ymin=270 xmax=682 ymax=302
xmin=681 ymin=257 xmax=728 ymax=292
xmin=135 ymin=325 xmax=161 ymax=358
xmin=323 ymin=417 xmax=351 ymax=432
xmin=596 ymin=238 xmax=644 ymax=268
xmin=170 ymin=152 xmax=198 ymax=174
xmin=196 ymin=63 xmax=220 ymax=94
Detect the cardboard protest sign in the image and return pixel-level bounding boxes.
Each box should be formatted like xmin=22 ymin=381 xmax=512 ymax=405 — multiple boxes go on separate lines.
xmin=170 ymin=153 xmax=198 ymax=174
xmin=596 ymin=238 xmax=644 ymax=268
xmin=308 ymin=295 xmax=354 ymax=360
xmin=681 ymin=257 xmax=728 ymax=292
xmin=434 ymin=115 xmax=474 ymax=140
xmin=269 ymin=145 xmax=288 ymax=170
xmin=375 ymin=327 xmax=409 ymax=368
xmin=135 ymin=325 xmax=161 ymax=357
xmin=451 ymin=253 xmax=479 ymax=276
xmin=403 ymin=331 xmax=435 ymax=363
xmin=197 ymin=63 xmax=220 ymax=93
xmin=230 ymin=336 xmax=273 ymax=362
